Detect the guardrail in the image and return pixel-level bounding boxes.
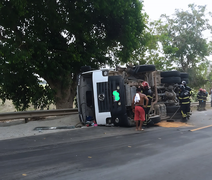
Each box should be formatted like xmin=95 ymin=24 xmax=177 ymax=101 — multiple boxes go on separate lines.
xmin=0 ymin=102 xmax=211 ymax=123
xmin=191 ymin=102 xmax=210 ymax=105
xmin=0 ymin=108 xmax=78 ymax=123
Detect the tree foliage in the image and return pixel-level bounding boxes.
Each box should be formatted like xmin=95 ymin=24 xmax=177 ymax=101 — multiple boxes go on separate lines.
xmin=125 ymin=14 xmax=162 ymax=68
xmin=150 ymin=4 xmax=212 ymax=88
xmin=142 ymin=20 xmax=174 ymax=71
xmin=161 ymin=4 xmax=211 ymax=70
xmin=128 ymin=17 xmax=175 ymax=71
xmin=0 ymin=0 xmax=146 ymax=110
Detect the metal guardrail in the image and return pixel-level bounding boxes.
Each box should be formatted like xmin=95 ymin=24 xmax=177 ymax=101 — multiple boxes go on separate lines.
xmin=191 ymin=102 xmax=210 ymax=105
xmin=0 ymin=102 xmax=210 ymax=123
xmin=0 ymin=108 xmax=78 ymax=122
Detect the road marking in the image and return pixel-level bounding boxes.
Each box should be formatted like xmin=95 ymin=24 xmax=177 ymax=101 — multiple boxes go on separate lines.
xmin=190 ymin=124 xmax=212 ymax=132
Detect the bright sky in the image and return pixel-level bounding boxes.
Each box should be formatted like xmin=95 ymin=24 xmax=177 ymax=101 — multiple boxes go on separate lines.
xmin=143 ymin=0 xmax=212 ymax=21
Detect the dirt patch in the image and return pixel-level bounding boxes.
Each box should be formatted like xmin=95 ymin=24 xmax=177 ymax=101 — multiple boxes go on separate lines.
xmin=0 ymin=100 xmax=16 ymax=112
xmin=155 ymin=120 xmax=193 ymax=128
xmin=0 ymin=99 xmax=57 ymax=113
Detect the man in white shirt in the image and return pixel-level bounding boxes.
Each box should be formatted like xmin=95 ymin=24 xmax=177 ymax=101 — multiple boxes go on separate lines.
xmin=209 ymin=88 xmax=212 ymax=107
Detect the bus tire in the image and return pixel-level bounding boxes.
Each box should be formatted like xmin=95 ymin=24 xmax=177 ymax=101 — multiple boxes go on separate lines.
xmin=180 ymin=72 xmax=189 ymax=78
xmin=148 ymin=115 xmax=161 ymax=125
xmin=161 ymin=77 xmax=181 ymax=84
xmin=161 ymin=71 xmax=180 ymax=77
xmin=134 ymin=65 xmax=156 ymax=74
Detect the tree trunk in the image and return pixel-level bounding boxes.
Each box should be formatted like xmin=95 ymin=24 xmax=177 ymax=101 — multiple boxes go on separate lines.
xmin=55 ymin=86 xmax=75 ymax=109
xmin=46 ymin=78 xmax=77 ymax=109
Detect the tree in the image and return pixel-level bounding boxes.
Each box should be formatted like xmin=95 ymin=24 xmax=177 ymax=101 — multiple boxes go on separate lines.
xmin=0 ymin=0 xmax=146 ymax=110
xmin=141 ymin=19 xmax=174 ymax=71
xmin=152 ymin=4 xmax=212 ymax=88
xmin=126 ymin=14 xmax=157 ymax=66
xmin=128 ymin=16 xmax=175 ymax=71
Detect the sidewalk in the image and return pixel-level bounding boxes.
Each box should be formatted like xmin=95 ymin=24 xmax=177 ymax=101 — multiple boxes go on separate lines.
xmin=0 ymin=114 xmax=81 ymax=141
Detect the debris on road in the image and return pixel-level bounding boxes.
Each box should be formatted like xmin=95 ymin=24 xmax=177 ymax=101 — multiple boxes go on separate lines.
xmin=155 ymin=121 xmax=193 ymax=128
xmin=34 ymin=126 xmax=76 ymax=131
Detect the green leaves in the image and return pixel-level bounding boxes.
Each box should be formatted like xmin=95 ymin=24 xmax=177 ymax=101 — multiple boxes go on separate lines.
xmin=148 ymin=4 xmax=212 ymax=89
xmin=159 ymin=4 xmax=212 ymax=71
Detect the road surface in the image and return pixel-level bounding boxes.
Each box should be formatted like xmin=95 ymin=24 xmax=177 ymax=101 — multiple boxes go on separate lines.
xmin=1 ymin=109 xmax=212 ymax=180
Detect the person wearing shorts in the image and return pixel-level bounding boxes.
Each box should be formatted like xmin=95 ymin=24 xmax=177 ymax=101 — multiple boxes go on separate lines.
xmin=132 ymin=87 xmax=149 ymax=131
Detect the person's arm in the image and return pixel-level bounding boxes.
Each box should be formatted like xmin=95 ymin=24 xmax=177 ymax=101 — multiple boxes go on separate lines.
xmin=197 ymin=92 xmax=200 ymax=98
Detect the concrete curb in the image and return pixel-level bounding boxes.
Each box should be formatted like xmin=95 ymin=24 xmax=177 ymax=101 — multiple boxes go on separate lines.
xmin=0 ymin=114 xmax=81 ymax=141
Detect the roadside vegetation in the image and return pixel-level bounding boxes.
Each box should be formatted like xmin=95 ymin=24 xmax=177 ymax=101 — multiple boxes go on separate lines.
xmin=0 ymin=99 xmax=56 ymax=113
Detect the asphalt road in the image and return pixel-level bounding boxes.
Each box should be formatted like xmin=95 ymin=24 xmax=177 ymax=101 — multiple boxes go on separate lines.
xmin=1 ymin=109 xmax=212 ymax=180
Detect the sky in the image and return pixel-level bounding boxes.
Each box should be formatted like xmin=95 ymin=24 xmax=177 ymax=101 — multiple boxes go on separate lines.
xmin=143 ymin=0 xmax=212 ymax=21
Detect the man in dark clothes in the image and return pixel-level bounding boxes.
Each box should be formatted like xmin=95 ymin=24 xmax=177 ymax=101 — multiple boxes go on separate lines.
xmin=178 ymin=84 xmax=190 ymax=122
xmin=181 ymin=81 xmax=192 ymax=118
xmin=202 ymin=89 xmax=208 ymax=110
xmin=140 ymin=81 xmax=153 ymax=126
xmin=197 ymin=88 xmax=204 ymax=111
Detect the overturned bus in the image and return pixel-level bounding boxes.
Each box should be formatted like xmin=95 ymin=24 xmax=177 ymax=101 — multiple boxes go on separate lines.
xmin=77 ymin=65 xmax=189 ymax=127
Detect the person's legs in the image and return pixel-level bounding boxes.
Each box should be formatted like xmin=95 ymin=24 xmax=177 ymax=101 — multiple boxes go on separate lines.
xmin=186 ymin=104 xmax=190 ymax=119
xmin=135 ymin=120 xmax=139 ymax=130
xmin=134 ymin=106 xmax=140 ymax=130
xmin=198 ymin=101 xmax=201 ymax=110
xmin=143 ymin=107 xmax=150 ymax=126
xmin=137 ymin=106 xmax=145 ymax=130
xmin=138 ymin=120 xmax=143 ymax=130
xmin=202 ymin=101 xmax=206 ymax=110
xmin=200 ymin=100 xmax=204 ymax=110
xmin=200 ymin=101 xmax=203 ymax=110
xmin=201 ymin=101 xmax=204 ymax=110
xmin=181 ymin=104 xmax=187 ymax=122
xmin=188 ymin=103 xmax=191 ymax=113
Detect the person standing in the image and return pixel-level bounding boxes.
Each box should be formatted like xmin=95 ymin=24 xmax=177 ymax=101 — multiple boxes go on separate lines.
xmin=140 ymin=81 xmax=153 ymax=126
xmin=197 ymin=88 xmax=204 ymax=111
xmin=181 ymin=81 xmax=192 ymax=118
xmin=178 ymin=85 xmax=190 ymax=122
xmin=202 ymin=89 xmax=208 ymax=110
xmin=209 ymin=88 xmax=212 ymax=107
xmin=131 ymin=87 xmax=149 ymax=131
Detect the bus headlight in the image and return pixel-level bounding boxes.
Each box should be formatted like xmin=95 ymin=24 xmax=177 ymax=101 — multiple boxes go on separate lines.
xmin=102 ymin=70 xmax=108 ymax=76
